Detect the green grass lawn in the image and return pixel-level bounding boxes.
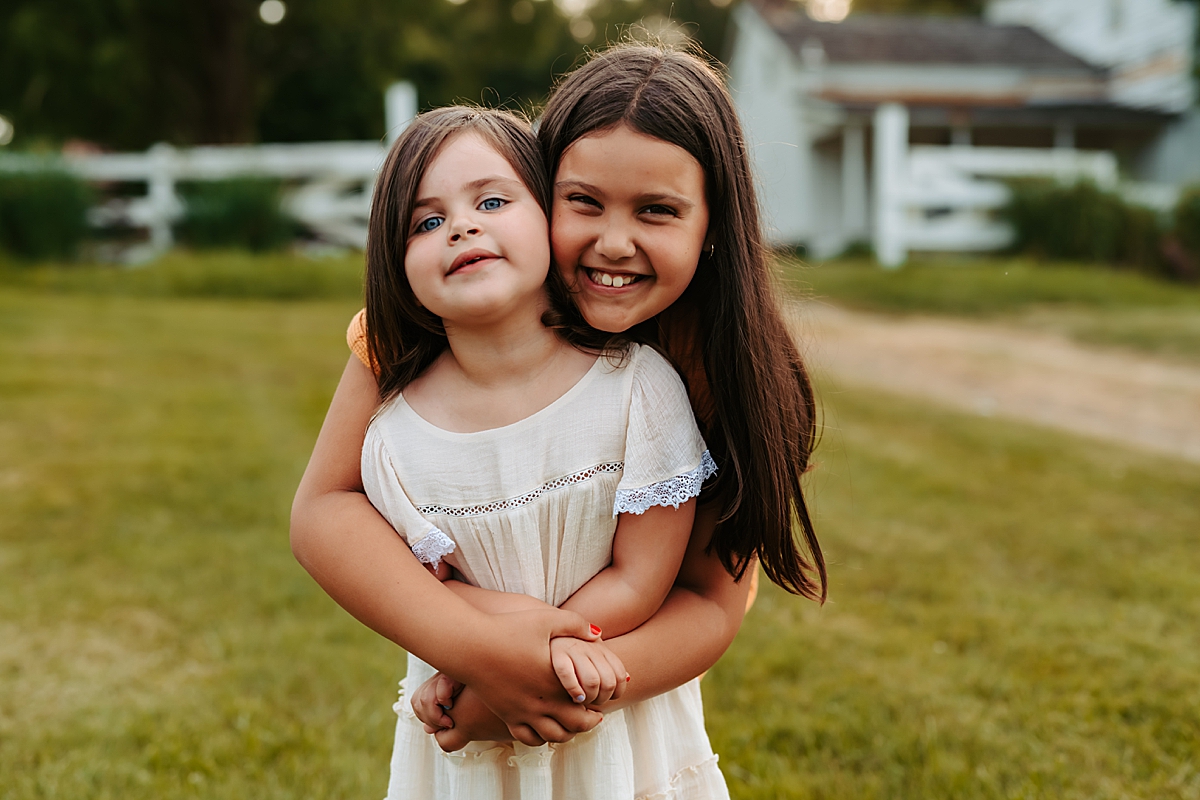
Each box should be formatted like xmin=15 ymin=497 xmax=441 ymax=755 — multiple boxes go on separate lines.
xmin=788 ymin=257 xmax=1200 ymax=363
xmin=3 ymin=256 xmax=1198 ymax=798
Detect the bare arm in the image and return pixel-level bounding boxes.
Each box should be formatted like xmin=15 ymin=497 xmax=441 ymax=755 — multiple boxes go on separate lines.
xmin=439 ymin=498 xmax=696 ymax=637
xmin=596 ymin=503 xmax=752 ymax=709
xmin=290 ymin=356 xmax=602 ymax=743
xmin=560 ymin=501 xmax=695 ymax=637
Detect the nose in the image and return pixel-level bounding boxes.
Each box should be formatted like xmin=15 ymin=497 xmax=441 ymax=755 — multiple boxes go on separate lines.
xmin=593 ymin=219 xmax=636 ymax=261
xmin=448 ymin=213 xmax=481 ymax=242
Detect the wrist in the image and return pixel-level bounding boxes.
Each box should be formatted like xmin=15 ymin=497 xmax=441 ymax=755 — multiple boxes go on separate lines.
xmin=434 ymin=610 xmax=506 ymax=686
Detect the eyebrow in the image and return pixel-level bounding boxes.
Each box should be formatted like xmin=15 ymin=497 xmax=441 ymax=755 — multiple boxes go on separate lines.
xmin=413 ymin=175 xmax=523 ymax=210
xmin=555 ymin=179 xmax=696 ymax=212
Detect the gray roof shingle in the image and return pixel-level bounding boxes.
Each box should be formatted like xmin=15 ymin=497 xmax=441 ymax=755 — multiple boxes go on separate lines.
xmin=753 ymin=0 xmax=1105 ymax=73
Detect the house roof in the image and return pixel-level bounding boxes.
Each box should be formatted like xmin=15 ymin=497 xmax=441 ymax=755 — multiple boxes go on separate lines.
xmin=751 ymin=0 xmax=1105 ymax=74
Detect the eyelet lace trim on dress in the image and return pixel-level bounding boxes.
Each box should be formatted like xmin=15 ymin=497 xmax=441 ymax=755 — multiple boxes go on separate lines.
xmin=410 ymin=528 xmax=456 ymax=568
xmin=416 ymin=461 xmax=624 ymax=518
xmin=612 ymin=450 xmax=717 ymax=516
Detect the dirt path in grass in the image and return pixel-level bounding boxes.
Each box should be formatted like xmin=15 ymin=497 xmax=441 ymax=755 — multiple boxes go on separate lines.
xmin=788 ymin=301 xmax=1200 ymax=463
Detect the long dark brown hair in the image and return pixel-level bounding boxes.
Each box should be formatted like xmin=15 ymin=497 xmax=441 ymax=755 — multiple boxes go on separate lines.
xmin=539 ymin=44 xmax=827 ymax=602
xmin=364 ymin=105 xmax=611 ymax=400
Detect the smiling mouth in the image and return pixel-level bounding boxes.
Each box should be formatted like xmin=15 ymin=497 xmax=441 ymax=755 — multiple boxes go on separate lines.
xmin=585 ymin=268 xmax=645 ymax=288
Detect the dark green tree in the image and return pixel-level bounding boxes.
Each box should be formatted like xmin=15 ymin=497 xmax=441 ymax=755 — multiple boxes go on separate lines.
xmin=0 ymin=0 xmax=744 ymax=149
xmin=4 ymin=0 xmax=1187 ymax=149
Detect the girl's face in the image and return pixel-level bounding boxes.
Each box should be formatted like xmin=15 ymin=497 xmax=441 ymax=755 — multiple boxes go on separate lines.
xmin=551 ymin=125 xmax=709 ymax=333
xmin=405 ymin=132 xmax=551 ymax=328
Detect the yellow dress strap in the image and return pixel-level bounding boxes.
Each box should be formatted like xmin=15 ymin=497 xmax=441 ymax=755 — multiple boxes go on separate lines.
xmin=347 ymin=308 xmax=375 ymax=373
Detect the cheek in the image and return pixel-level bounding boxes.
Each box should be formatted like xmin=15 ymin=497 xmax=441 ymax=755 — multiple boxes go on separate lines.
xmin=550 ymin=215 xmax=585 ymax=267
xmin=651 ymin=235 xmax=701 ymax=290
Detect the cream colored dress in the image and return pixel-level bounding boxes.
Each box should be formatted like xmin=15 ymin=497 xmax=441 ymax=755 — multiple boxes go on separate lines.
xmin=361 ymin=343 xmax=728 ymax=800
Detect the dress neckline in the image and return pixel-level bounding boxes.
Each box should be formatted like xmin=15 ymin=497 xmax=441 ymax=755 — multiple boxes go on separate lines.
xmin=395 ymin=351 xmax=610 ymax=440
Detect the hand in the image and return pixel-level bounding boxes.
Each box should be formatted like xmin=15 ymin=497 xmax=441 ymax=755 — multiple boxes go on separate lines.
xmin=412 ymin=672 xmax=463 ymax=733
xmin=551 ymin=636 xmax=629 ymax=706
xmin=432 ymin=687 xmax=513 ymax=752
xmin=465 ymin=609 xmax=606 ymax=746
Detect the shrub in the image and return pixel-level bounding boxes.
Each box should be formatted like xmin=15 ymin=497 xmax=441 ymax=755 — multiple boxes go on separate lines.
xmin=1162 ymin=185 xmax=1200 ymax=282
xmin=1002 ymin=179 xmax=1163 ymax=270
xmin=177 ymin=177 xmax=295 ymax=251
xmin=0 ymin=170 xmax=92 ymax=260
xmin=1174 ymin=186 xmax=1200 ymax=257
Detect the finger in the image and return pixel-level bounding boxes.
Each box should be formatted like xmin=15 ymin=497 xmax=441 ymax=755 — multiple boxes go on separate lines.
xmin=508 ymin=723 xmax=546 ymax=748
xmin=412 ymin=684 xmax=453 ymax=729
xmin=414 ymin=697 xmax=454 ymax=730
xmin=435 ymin=675 xmax=459 ymax=708
xmin=553 ymin=649 xmax=587 ymax=703
xmin=434 ymin=727 xmax=469 ymax=753
xmin=573 ymin=654 xmax=602 ymax=705
xmin=530 ymin=716 xmax=576 ymax=745
xmin=558 ymin=707 xmax=603 ymax=734
xmin=543 ymin=608 xmax=601 ymax=642
xmin=590 ymin=653 xmax=618 ymax=705
xmin=604 ymin=650 xmax=629 ymax=702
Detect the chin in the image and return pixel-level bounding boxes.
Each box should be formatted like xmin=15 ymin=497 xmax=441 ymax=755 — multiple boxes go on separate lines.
xmin=582 ymin=306 xmax=638 ymax=334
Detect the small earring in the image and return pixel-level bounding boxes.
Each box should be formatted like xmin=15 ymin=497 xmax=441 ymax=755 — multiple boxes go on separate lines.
xmin=708 ymin=243 xmax=715 ymax=258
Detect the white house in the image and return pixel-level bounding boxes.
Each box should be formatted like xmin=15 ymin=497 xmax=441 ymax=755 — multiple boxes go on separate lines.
xmin=727 ymin=0 xmax=1200 ymax=264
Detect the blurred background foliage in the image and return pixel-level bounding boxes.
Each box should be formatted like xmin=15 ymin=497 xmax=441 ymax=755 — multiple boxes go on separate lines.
xmin=176 ymin=178 xmax=296 ymax=252
xmin=0 ymin=170 xmax=92 ymax=259
xmin=0 ymin=0 xmax=988 ymax=152
xmin=997 ymin=181 xmax=1200 ymax=282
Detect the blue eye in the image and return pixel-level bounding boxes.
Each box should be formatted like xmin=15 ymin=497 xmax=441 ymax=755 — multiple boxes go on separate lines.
xmin=416 ymin=216 xmax=443 ymax=233
xmin=480 ymin=197 xmax=505 ymax=211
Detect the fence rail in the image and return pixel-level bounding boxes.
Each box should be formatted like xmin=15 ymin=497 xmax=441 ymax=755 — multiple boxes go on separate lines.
xmin=0 ymin=141 xmax=389 ymax=260
xmin=870 ymin=102 xmax=1179 ymax=266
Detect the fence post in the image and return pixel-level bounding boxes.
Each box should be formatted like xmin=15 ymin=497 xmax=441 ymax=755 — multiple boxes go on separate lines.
xmin=385 ymin=82 xmax=417 ymax=146
xmin=146 ymin=143 xmax=180 ymax=253
xmin=873 ymin=102 xmax=909 ymax=269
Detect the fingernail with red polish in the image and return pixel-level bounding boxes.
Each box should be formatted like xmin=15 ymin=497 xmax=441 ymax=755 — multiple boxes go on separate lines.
xmin=626 ymin=675 xmax=631 ymax=682
xmin=590 ymin=624 xmax=601 ymax=635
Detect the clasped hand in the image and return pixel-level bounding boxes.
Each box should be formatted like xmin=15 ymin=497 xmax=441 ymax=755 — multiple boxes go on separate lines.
xmin=412 ymin=634 xmax=628 ymax=752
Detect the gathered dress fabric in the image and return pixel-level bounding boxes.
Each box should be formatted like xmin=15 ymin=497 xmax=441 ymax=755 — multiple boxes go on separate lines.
xmin=361 ymin=344 xmax=729 ymax=800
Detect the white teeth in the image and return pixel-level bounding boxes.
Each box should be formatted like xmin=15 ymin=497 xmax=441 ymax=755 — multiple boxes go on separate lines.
xmin=591 ymin=270 xmax=637 ymax=288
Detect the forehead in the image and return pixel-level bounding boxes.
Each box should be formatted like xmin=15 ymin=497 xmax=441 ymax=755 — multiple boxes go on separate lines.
xmin=419 ymin=131 xmax=522 ymax=191
xmin=556 ymin=125 xmax=705 ymax=198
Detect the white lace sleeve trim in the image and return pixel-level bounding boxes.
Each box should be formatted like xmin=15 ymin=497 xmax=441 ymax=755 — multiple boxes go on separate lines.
xmin=410 ymin=528 xmax=456 ymax=568
xmin=612 ymin=450 xmax=717 ymax=516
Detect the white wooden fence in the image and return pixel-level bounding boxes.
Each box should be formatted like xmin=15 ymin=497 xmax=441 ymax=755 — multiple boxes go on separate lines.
xmin=0 ymin=82 xmax=415 ymax=262
xmin=872 ymin=102 xmax=1176 ymax=267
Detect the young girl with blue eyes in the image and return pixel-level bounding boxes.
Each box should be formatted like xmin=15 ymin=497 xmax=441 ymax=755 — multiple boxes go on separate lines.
xmin=356 ymin=104 xmax=726 ymax=798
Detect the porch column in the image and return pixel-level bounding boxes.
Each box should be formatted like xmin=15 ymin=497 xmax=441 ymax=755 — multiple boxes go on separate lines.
xmin=1054 ymin=120 xmax=1076 ymax=150
xmin=842 ymin=123 xmax=868 ymax=241
xmin=873 ymin=103 xmax=909 ymax=268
